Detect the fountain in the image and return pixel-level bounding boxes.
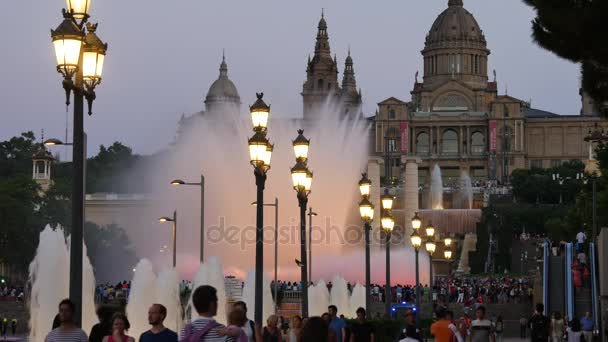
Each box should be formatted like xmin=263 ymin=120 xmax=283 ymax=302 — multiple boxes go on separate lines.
xmin=430 ymin=164 xmax=444 ymax=209
xmin=130 ymin=99 xmax=371 ymax=283
xmin=190 ymin=257 xmax=228 ymax=324
xmin=457 ymin=170 xmax=474 ymax=209
xmin=241 ymin=270 xmax=274 ymax=322
xmin=126 ymin=259 xmax=158 ymax=337
xmin=28 ymin=225 xmax=96 ymax=341
xmin=329 ymin=276 xmax=351 ymax=316
xmin=155 ymin=268 xmax=181 ymax=332
xmin=308 ymin=280 xmax=330 ymax=316
xmin=349 ymin=283 xmax=366 ymax=314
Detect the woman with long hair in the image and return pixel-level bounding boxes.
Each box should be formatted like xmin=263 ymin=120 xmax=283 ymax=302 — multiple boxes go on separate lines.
xmin=102 ymin=313 xmax=134 ymax=342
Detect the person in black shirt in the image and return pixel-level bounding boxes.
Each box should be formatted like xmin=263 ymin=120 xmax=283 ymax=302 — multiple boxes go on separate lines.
xmin=530 ymin=303 xmax=550 ymax=342
xmin=350 ymin=307 xmax=374 ymax=342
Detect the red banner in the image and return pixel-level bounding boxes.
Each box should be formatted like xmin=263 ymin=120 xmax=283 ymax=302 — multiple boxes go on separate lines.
xmin=489 ymin=120 xmax=497 ymax=152
xmin=400 ymin=122 xmax=409 ymax=154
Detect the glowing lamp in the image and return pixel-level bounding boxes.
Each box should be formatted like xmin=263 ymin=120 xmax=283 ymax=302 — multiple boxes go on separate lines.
xmin=359 ymin=197 xmax=374 ymax=221
xmin=358 ymin=173 xmax=371 ymax=197
xmin=250 ymin=93 xmax=270 ymax=131
xmin=293 ymin=129 xmax=310 ymax=161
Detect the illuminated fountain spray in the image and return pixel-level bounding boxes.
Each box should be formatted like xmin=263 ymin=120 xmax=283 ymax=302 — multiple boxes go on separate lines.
xmin=28 ymin=225 xmax=96 ymax=341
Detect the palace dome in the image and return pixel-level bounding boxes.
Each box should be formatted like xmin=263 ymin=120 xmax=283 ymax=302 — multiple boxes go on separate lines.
xmin=425 ymin=0 xmax=486 ymax=49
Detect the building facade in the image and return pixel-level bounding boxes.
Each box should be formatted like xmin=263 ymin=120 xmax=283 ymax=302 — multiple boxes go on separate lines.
xmin=302 ymin=12 xmax=363 ymax=121
xmin=372 ymin=0 xmax=608 ymax=188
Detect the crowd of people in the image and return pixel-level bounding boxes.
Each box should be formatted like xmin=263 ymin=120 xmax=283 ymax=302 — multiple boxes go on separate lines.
xmin=95 ymin=281 xmax=131 ymax=304
xmin=46 ymin=284 xmax=377 ymax=342
xmin=432 ymin=276 xmax=533 ymax=305
xmin=0 ymin=283 xmax=24 ymax=302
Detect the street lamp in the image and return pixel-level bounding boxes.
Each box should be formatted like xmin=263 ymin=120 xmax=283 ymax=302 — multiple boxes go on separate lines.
xmin=410 ymin=227 xmax=422 ymax=325
xmin=444 ymin=236 xmax=453 ymax=247
xmin=251 ymin=198 xmax=279 ymax=313
xmin=50 ymin=3 xmax=107 ymax=326
xmin=358 ymin=173 xmax=374 ymax=313
xmin=248 ymin=93 xmax=272 ymax=326
xmin=170 ymin=176 xmax=205 ymax=263
xmin=158 ymin=211 xmax=177 ymax=268
xmin=381 ymin=189 xmax=395 ymax=318
xmin=444 ymin=249 xmax=452 ymax=260
xmin=291 ymin=129 xmax=312 ymax=318
xmin=411 ymin=212 xmax=422 ymax=231
xmin=308 ymin=208 xmax=317 ymax=284
xmin=425 ymin=237 xmax=436 ymax=303
xmin=65 ymin=0 xmax=92 ymax=24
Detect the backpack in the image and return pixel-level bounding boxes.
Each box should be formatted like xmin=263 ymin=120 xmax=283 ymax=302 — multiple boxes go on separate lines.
xmin=180 ymin=320 xmax=221 ymax=342
xmin=531 ymin=315 xmax=549 ymax=339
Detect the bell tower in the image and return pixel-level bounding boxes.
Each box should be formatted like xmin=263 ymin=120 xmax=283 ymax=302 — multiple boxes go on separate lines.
xmin=32 ymin=134 xmax=54 ymax=193
xmin=302 ymin=10 xmax=341 ymax=121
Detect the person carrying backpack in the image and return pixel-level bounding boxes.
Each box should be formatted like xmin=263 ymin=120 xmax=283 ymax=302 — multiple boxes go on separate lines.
xmin=530 ymin=303 xmax=550 ymax=342
xmin=179 ymin=285 xmax=233 ymax=342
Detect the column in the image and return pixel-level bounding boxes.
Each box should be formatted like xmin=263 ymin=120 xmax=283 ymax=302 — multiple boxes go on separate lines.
xmin=403 ymin=157 xmax=421 ymax=238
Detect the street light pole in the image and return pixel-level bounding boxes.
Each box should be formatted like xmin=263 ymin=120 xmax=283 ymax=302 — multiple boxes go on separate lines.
xmin=291 ymin=129 xmax=312 ymax=318
xmin=385 ymin=230 xmax=391 ymax=317
xmin=50 ymin=2 xmax=107 ymax=326
xmin=410 ymin=217 xmax=422 ymax=326
xmin=380 ymin=189 xmax=395 ymax=318
xmin=307 ymin=208 xmax=317 ymax=282
xmin=248 ymin=93 xmax=273 ymax=326
xmin=170 ymin=175 xmax=205 ymax=263
xmin=274 ymin=198 xmax=278 ymax=312
xmin=159 ymin=211 xmax=178 ymax=268
xmin=358 ymin=173 xmax=374 ymax=313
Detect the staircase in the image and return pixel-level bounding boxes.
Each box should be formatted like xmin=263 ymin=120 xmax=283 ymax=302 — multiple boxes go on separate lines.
xmin=574 ymin=287 xmax=592 ymax=320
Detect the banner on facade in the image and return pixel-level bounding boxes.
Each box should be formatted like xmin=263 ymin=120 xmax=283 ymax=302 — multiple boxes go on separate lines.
xmin=489 ymin=120 xmax=497 ymax=152
xmin=400 ymin=122 xmax=409 ymax=154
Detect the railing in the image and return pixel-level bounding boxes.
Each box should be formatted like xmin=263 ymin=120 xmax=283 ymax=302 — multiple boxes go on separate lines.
xmin=280 ymin=290 xmax=302 ymax=303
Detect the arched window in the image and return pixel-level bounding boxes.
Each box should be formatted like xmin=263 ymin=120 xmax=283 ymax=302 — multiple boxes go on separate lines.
xmin=386 ymin=127 xmax=400 ymax=152
xmin=442 ymin=129 xmax=458 ymax=154
xmin=317 ymin=79 xmax=324 ymax=90
xmin=36 ymin=161 xmax=45 ymax=174
xmin=471 ymin=131 xmax=485 ymax=155
xmin=416 ymin=132 xmax=430 ymax=155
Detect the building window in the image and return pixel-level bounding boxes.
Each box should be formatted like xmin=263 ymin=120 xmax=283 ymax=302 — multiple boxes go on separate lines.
xmin=551 ymin=160 xmax=562 ymax=168
xmin=391 ymin=158 xmax=401 ymax=167
xmin=327 ymin=82 xmax=331 ymax=90
xmin=471 ymin=132 xmax=485 ymax=155
xmin=317 ymin=79 xmax=324 ymax=90
xmin=389 ymin=109 xmax=396 ymax=119
xmin=442 ymin=129 xmax=458 ymax=154
xmin=416 ymin=132 xmax=430 ymax=155
xmin=386 ymin=127 xmax=400 ymax=152
xmin=502 ymin=126 xmax=513 ymax=152
xmin=530 ymin=160 xmax=543 ymax=169
xmin=36 ymin=161 xmax=45 ymax=174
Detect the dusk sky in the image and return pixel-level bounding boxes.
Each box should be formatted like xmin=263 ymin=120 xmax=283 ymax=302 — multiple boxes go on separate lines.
xmin=1 ymin=0 xmax=580 ymax=155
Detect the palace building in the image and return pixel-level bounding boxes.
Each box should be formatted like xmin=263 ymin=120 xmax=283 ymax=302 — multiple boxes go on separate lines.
xmin=371 ymin=0 xmax=607 ymax=187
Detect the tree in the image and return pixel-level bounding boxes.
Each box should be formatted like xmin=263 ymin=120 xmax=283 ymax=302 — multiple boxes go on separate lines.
xmin=523 ymin=0 xmax=608 ymax=115
xmin=84 ymin=222 xmax=138 ymax=282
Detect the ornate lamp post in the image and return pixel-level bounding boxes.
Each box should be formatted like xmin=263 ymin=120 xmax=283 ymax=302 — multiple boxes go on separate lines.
xmin=424 ymin=223 xmax=437 ymax=303
xmin=444 ymin=248 xmax=453 ymax=275
xmin=381 ymin=190 xmax=395 ymax=318
xmin=170 ymin=176 xmax=205 ymax=263
xmin=158 ymin=211 xmax=178 ymax=268
xmin=358 ymin=173 xmax=374 ymax=312
xmin=410 ymin=225 xmax=422 ymax=324
xmin=248 ymin=93 xmax=272 ymax=326
xmin=291 ymin=129 xmax=312 ymax=317
xmin=50 ymin=0 xmax=107 ymax=326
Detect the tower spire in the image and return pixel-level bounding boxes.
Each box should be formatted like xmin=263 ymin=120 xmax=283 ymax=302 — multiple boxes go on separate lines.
xmin=219 ymin=50 xmax=228 ymax=78
xmin=448 ymin=0 xmax=463 ymax=7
